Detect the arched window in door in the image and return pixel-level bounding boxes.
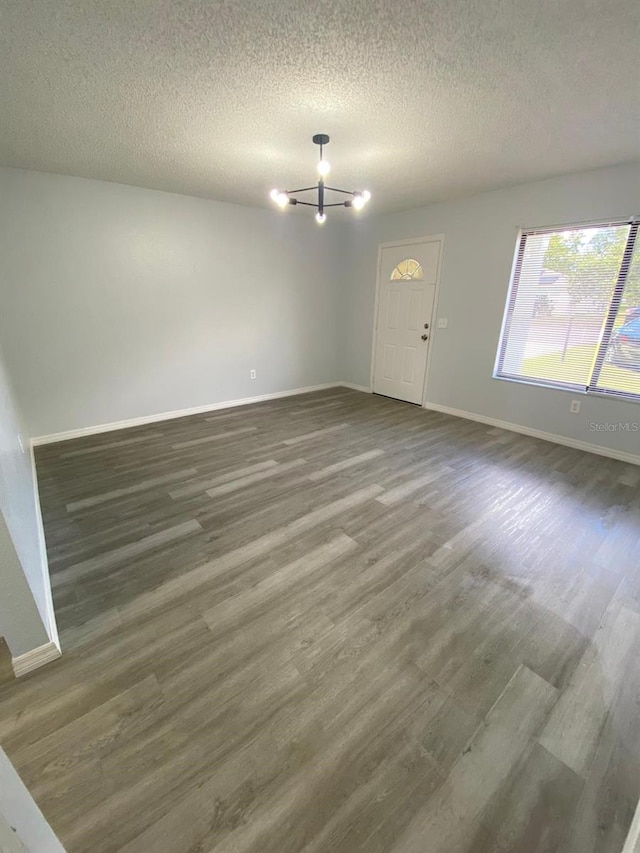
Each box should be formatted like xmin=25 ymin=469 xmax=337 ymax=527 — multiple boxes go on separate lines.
xmin=390 ymin=258 xmax=424 ymax=280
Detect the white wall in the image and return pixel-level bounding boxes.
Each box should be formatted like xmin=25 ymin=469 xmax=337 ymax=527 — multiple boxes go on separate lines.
xmin=0 ymin=167 xmax=341 ymax=438
xmin=0 ymin=343 xmax=54 ymax=655
xmin=0 ymin=747 xmax=65 ymax=852
xmin=342 ymin=163 xmax=640 ymax=459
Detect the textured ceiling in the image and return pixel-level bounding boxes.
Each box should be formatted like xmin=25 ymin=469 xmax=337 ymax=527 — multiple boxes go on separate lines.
xmin=0 ymin=0 xmax=639 ymax=213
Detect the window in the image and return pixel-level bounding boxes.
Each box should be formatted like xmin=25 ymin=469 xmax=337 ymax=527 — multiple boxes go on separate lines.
xmin=495 ymin=219 xmax=640 ymax=401
xmin=390 ymin=259 xmax=424 ymax=280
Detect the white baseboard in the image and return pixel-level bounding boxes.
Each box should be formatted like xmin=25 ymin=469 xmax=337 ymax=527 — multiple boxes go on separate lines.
xmin=31 ymin=383 xmax=344 ymax=446
xmin=12 ymin=642 xmax=61 ymax=678
xmin=340 ymin=382 xmax=372 ymax=393
xmin=622 ymin=795 xmax=640 ymax=853
xmin=423 ymin=401 xmax=640 ymax=467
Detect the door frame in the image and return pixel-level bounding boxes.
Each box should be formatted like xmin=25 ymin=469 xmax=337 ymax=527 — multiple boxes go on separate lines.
xmin=370 ymin=234 xmax=445 ymax=406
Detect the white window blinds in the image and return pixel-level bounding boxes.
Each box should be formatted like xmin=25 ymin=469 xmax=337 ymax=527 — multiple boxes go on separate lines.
xmin=495 ymin=220 xmax=640 ymax=401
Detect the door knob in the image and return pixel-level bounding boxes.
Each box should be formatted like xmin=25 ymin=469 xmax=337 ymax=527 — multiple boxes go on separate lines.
xmin=421 ymin=334 xmax=429 ymax=341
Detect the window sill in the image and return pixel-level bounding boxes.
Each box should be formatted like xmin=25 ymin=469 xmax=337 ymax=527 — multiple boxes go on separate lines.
xmin=493 ymin=373 xmax=640 ymax=406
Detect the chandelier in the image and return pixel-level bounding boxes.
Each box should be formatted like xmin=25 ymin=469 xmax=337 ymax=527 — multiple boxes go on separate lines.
xmin=270 ymin=134 xmax=371 ymax=224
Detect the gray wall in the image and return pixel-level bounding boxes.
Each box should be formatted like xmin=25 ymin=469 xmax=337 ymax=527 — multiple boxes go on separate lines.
xmin=0 ymin=502 xmax=49 ymax=657
xmin=0 ymin=167 xmax=342 ymax=438
xmin=342 ymin=162 xmax=640 ymax=458
xmin=0 ymin=747 xmax=66 ymax=852
xmin=0 ymin=343 xmax=53 ymax=655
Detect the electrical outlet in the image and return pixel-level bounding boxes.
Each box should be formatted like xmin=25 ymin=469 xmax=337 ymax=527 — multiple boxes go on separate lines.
xmin=250 ymin=369 xmax=257 ymax=380
xmin=437 ymin=318 xmax=448 ymax=329
xmin=570 ymin=400 xmax=581 ymax=414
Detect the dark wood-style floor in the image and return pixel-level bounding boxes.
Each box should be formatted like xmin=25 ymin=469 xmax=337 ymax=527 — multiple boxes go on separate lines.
xmin=1 ymin=388 xmax=639 ymax=852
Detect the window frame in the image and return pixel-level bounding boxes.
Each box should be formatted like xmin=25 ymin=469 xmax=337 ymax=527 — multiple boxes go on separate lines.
xmin=494 ymin=217 xmax=640 ymax=404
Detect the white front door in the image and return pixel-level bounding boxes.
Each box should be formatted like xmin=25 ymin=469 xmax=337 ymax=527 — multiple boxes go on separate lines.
xmin=372 ymin=238 xmax=442 ymax=404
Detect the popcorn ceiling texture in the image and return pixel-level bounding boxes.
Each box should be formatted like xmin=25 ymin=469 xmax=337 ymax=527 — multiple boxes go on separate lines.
xmin=0 ymin=0 xmax=638 ymax=213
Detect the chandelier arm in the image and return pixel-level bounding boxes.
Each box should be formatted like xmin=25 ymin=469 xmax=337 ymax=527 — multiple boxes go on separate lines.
xmin=323 ymin=186 xmax=358 ymax=196
xmin=323 ymin=202 xmax=352 ymax=207
xmin=286 ymin=186 xmax=319 ymax=194
xmin=291 ymin=200 xmax=318 ymax=207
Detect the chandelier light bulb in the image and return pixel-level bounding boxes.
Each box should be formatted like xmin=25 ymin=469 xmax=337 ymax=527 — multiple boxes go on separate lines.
xmin=352 ymin=194 xmax=365 ymax=210
xmin=270 ymin=190 xmax=289 ymax=209
xmin=315 ymin=212 xmax=327 ymax=224
xmin=317 ymin=159 xmax=331 ymax=177
xmin=362 ymin=190 xmax=371 ymax=202
xmin=269 ymin=188 xmax=280 ymax=202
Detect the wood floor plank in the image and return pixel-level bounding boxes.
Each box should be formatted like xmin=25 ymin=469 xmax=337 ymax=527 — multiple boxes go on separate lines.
xmin=308 ymin=448 xmax=385 ymax=481
xmin=283 ymin=423 xmax=350 ymax=445
xmin=537 ymin=598 xmax=640 ymax=776
xmin=171 ymin=425 xmax=258 ymax=449
xmin=205 ymin=458 xmax=307 ymax=498
xmin=59 ymin=433 xmax=162 ymax=458
xmin=51 ymin=519 xmax=202 ymax=587
xmin=389 ymin=665 xmax=558 ymax=853
xmin=168 ymin=460 xmax=279 ymax=499
xmin=376 ymin=469 xmax=447 ymax=505
xmin=561 ymin=713 xmax=637 ymax=853
xmin=468 ymin=742 xmax=584 ymax=853
xmin=15 ymin=674 xmax=162 ymax=792
xmin=65 ymin=468 xmax=198 ymax=511
xmin=60 ymin=607 xmax=123 ymax=651
xmin=202 ymin=533 xmax=358 ymax=634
